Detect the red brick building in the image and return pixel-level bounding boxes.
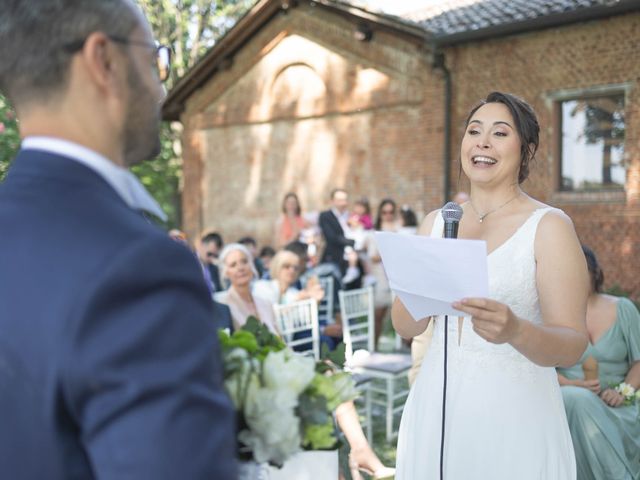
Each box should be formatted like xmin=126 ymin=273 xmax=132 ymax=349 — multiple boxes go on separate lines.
xmin=163 ymin=0 xmax=640 ymax=299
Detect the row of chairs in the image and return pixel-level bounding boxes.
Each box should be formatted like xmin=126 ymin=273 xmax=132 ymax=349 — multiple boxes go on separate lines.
xmin=273 ymin=286 xmax=412 ymax=442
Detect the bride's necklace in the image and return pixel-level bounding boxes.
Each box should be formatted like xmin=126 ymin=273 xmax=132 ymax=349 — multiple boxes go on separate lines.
xmin=469 ymin=193 xmax=520 ymax=223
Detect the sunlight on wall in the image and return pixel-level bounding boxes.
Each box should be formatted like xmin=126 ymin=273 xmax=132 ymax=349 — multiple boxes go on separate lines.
xmin=284 ymin=119 xmax=338 ymax=209
xmin=352 ymin=67 xmax=389 ymax=102
xmin=271 ymin=63 xmax=326 ymax=117
xmin=243 ymin=125 xmax=273 ymax=207
xmin=621 ymin=236 xmax=634 ymax=256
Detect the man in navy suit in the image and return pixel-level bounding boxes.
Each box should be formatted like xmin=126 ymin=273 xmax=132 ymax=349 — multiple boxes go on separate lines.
xmin=0 ymin=1 xmax=236 ymax=478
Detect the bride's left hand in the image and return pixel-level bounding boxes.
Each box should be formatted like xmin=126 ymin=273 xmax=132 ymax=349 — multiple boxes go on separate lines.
xmin=452 ymin=298 xmax=523 ymax=344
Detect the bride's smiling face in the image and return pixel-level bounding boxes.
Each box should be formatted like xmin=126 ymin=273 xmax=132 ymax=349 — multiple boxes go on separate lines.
xmin=461 ymin=102 xmax=522 ymax=186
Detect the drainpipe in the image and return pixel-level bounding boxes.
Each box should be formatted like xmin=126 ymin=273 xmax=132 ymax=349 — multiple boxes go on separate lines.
xmin=430 ymin=48 xmax=452 ymax=204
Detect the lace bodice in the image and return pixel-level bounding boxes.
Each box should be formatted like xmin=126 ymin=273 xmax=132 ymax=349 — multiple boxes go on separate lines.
xmin=430 ymin=208 xmax=555 ymax=367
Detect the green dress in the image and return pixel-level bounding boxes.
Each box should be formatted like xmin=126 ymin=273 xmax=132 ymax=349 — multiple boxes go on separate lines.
xmin=557 ymin=297 xmax=640 ymax=480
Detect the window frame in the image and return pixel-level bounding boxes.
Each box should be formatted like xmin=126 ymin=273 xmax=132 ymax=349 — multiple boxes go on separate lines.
xmin=548 ymin=84 xmax=630 ymax=204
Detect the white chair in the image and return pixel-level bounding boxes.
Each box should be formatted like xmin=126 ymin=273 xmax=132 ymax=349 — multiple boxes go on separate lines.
xmin=339 ymin=287 xmax=412 ymax=442
xmin=273 ymin=299 xmax=320 ymax=360
xmin=317 ymin=275 xmax=335 ymax=328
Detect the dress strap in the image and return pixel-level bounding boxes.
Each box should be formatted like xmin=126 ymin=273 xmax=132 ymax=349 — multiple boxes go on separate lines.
xmin=520 ymin=207 xmax=557 ymax=241
xmin=430 ymin=210 xmax=444 ymax=238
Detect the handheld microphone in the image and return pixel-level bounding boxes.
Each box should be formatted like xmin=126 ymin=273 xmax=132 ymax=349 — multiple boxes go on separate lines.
xmin=442 ymin=201 xmax=463 ymax=239
xmin=439 ymin=201 xmax=463 ymax=480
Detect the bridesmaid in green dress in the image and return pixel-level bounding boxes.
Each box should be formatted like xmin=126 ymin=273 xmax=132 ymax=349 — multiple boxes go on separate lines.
xmin=557 ymin=245 xmax=640 ymax=480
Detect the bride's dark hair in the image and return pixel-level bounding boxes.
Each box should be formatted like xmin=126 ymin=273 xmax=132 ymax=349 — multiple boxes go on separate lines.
xmin=464 ymin=92 xmax=540 ymax=184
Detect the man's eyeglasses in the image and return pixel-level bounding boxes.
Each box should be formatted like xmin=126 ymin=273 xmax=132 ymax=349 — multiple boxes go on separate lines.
xmin=64 ymin=34 xmax=172 ymax=82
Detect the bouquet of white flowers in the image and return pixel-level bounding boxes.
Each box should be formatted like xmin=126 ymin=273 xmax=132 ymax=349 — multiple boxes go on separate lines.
xmin=218 ymin=317 xmax=357 ymax=467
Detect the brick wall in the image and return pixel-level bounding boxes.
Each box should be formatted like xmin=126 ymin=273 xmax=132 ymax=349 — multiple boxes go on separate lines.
xmin=180 ymin=4 xmax=445 ymax=246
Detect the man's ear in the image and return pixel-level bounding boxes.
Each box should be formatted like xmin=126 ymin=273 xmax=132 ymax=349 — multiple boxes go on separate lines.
xmin=79 ymin=32 xmax=123 ymax=93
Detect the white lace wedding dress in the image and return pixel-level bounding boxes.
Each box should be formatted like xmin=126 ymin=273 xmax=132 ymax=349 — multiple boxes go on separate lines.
xmin=395 ymin=208 xmax=576 ymax=479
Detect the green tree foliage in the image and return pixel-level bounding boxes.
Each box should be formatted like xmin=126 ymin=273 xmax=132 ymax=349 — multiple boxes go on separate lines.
xmin=0 ymin=96 xmax=19 ymax=182
xmin=133 ymin=0 xmax=255 ymax=227
xmin=0 ymin=0 xmax=255 ymax=226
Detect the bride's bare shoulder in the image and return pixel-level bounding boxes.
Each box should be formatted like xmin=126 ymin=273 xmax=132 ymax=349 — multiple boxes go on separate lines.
xmin=417 ymin=209 xmax=440 ymax=236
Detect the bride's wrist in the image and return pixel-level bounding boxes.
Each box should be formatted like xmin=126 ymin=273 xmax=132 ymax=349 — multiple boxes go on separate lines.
xmin=509 ymin=315 xmax=527 ymax=345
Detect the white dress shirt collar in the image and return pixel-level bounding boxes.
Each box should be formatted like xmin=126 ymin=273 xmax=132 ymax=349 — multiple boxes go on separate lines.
xmin=21 ymin=136 xmax=167 ymax=221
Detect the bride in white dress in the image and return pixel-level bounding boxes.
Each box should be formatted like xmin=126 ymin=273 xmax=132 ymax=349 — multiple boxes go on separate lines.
xmin=393 ymin=92 xmax=590 ymax=479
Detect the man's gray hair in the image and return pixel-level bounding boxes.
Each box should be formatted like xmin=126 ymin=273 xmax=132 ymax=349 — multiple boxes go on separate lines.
xmin=0 ymin=0 xmax=139 ymax=107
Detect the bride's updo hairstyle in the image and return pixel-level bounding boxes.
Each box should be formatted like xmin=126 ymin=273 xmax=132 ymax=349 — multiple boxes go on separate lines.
xmin=464 ymin=92 xmax=540 ymax=184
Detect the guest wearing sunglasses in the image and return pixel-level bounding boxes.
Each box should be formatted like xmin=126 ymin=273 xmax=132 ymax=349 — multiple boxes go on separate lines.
xmin=196 ymin=231 xmax=224 ymax=294
xmin=253 ymin=250 xmax=324 ymax=305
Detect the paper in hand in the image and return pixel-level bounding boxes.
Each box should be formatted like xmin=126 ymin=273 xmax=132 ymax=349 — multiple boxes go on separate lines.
xmin=374 ymin=231 xmax=489 ymax=320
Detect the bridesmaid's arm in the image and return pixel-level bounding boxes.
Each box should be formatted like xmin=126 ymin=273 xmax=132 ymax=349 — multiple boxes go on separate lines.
xmin=391 ymin=211 xmax=437 ymax=339
xmin=624 ymin=361 xmax=640 ymax=390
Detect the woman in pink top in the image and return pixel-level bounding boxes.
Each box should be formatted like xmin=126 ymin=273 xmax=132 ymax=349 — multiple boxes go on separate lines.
xmin=274 ymin=192 xmax=308 ymax=248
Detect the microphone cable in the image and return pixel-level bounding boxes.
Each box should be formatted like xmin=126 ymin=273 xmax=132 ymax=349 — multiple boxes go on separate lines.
xmin=440 ymin=314 xmax=448 ymax=480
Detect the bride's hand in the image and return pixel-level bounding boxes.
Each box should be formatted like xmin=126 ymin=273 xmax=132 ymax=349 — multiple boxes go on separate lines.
xmin=452 ymin=298 xmax=523 ymax=344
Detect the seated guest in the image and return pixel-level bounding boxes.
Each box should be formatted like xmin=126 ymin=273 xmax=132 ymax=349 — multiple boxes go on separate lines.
xmin=196 ymin=231 xmax=224 ymax=294
xmin=258 ymin=246 xmax=276 ymax=279
xmin=253 ymin=250 xmax=324 ymax=305
xmin=557 ymin=245 xmax=640 ymax=480
xmin=214 ymin=243 xmax=278 ymax=334
xmin=238 ymin=236 xmax=265 ymax=278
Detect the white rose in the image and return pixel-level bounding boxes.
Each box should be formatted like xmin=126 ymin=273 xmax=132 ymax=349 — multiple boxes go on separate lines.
xmin=262 ymin=349 xmax=315 ymax=396
xmin=615 ymin=382 xmax=635 ymax=398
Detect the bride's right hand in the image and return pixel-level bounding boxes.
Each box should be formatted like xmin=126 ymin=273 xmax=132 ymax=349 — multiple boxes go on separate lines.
xmin=572 ymin=378 xmax=601 ymax=394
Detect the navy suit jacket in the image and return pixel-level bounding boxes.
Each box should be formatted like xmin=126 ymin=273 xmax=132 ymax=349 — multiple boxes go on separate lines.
xmin=0 ymin=150 xmax=236 ymax=479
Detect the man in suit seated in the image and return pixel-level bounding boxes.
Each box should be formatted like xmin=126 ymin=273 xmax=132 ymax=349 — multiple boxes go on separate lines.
xmin=0 ymin=1 xmax=236 ymax=478
xmin=197 ymin=231 xmax=225 ymax=293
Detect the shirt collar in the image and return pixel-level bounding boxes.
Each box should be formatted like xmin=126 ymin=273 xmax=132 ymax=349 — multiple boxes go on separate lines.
xmin=21 ymin=136 xmax=167 ymax=222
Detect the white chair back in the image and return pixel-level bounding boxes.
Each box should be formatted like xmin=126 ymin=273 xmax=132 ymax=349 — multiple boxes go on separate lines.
xmin=273 ymin=299 xmax=320 ymax=360
xmin=338 ymin=287 xmax=375 ymax=362
xmin=317 ymin=275 xmax=334 ymax=326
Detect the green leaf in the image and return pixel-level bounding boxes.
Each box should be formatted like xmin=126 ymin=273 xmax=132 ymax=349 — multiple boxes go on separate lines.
xmin=302 ymin=420 xmax=339 ymax=450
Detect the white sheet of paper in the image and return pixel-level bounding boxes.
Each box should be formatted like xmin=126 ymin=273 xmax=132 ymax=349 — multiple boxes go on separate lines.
xmin=374 ymin=231 xmax=489 ymax=320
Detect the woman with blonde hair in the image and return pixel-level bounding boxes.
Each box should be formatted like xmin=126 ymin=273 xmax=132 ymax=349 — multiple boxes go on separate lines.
xmin=253 ymin=250 xmax=324 ymax=306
